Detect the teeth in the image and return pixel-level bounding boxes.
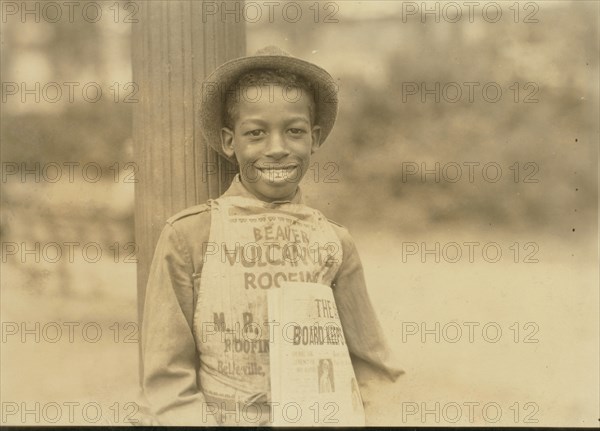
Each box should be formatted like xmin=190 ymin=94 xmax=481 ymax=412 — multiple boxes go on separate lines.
xmin=269 ymin=169 xmax=287 ymax=178
xmin=258 ymin=167 xmax=296 ymax=180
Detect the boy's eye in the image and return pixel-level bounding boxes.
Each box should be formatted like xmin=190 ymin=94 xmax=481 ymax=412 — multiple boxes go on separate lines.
xmin=288 ymin=128 xmax=307 ymax=135
xmin=244 ymin=129 xmax=265 ymax=137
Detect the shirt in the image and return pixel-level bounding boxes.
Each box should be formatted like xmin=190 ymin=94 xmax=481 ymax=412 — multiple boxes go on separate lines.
xmin=140 ymin=175 xmax=402 ymax=426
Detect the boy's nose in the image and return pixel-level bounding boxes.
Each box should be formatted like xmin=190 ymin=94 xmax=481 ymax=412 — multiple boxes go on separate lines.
xmin=264 ymin=133 xmax=290 ymax=159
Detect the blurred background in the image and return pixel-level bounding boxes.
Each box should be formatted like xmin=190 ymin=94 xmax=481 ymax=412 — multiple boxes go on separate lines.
xmin=1 ymin=0 xmax=598 ymax=426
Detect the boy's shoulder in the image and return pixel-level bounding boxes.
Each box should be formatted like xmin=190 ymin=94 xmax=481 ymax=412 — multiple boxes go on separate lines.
xmin=166 ymin=202 xmax=212 ymax=226
xmin=326 ymin=217 xmax=344 ymax=229
xmin=324 ymin=217 xmax=362 ymax=260
xmin=325 ymin=217 xmax=355 ymax=246
xmin=304 ymin=203 xmax=354 ymax=245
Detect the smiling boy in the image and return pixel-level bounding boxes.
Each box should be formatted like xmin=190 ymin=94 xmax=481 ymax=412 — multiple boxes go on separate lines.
xmin=140 ymin=46 xmax=401 ymax=426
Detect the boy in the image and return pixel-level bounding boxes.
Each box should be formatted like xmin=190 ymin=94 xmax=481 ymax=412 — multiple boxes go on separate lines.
xmin=140 ymin=46 xmax=401 ymax=426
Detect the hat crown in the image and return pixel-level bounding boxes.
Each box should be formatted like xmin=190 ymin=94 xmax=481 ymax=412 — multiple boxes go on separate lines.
xmin=253 ymin=45 xmax=291 ymax=57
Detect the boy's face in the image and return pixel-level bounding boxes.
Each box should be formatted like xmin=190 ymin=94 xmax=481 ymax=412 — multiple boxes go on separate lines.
xmin=221 ymin=85 xmax=321 ymax=202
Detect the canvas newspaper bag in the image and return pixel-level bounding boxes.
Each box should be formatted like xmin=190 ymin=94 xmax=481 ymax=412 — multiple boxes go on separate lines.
xmin=193 ymin=195 xmax=365 ymax=426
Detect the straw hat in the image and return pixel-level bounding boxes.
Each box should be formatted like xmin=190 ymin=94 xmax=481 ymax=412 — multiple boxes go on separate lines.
xmin=199 ymin=46 xmax=338 ymax=162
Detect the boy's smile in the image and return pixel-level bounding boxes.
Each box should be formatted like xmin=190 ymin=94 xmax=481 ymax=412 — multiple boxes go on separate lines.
xmin=221 ymin=85 xmax=321 ymax=202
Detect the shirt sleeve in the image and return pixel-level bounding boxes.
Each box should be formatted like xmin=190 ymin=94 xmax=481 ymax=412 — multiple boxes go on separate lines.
xmin=331 ymin=224 xmax=403 ymax=382
xmin=140 ymin=221 xmax=216 ymax=426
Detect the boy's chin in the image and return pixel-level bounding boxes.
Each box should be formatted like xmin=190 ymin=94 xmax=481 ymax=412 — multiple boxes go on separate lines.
xmin=251 ymin=182 xmax=300 ymax=202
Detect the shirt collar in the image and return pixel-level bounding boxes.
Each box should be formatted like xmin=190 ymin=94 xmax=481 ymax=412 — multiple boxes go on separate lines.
xmin=221 ymin=174 xmax=304 ymax=205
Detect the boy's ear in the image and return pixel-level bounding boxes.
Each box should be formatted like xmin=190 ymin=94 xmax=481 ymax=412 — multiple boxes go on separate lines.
xmin=310 ymin=125 xmax=322 ymax=154
xmin=220 ymin=127 xmax=235 ymax=158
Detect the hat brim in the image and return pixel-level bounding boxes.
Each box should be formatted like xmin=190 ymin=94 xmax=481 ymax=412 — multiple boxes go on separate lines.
xmin=199 ymin=54 xmax=338 ymax=162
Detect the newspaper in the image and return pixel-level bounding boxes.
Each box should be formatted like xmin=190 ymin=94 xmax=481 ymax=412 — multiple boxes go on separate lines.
xmin=268 ymin=282 xmax=366 ymax=427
